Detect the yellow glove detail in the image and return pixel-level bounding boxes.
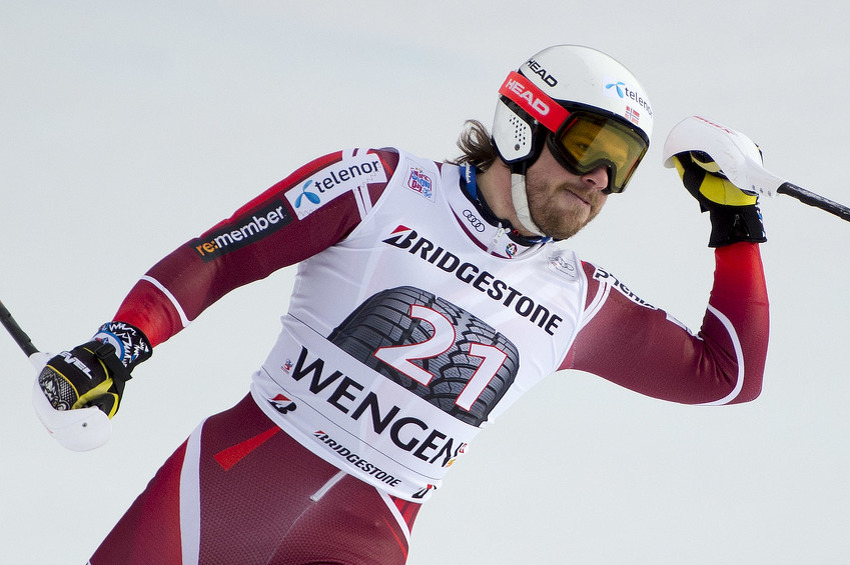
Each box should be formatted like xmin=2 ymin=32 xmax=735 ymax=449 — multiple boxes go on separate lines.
xmin=672 ymin=155 xmax=757 ymax=207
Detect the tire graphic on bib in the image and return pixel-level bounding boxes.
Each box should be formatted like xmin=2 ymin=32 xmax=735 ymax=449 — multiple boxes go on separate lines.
xmin=329 ymin=286 xmax=519 ymax=427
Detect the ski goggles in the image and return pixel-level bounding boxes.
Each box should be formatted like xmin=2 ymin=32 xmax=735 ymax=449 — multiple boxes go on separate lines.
xmin=499 ymin=71 xmax=648 ymax=193
xmin=546 ymin=111 xmax=648 ymax=194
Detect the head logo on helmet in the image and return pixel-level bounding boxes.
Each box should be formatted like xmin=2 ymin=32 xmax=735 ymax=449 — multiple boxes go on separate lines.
xmin=526 ymin=59 xmax=559 ymax=87
xmin=491 ymin=44 xmax=654 ymax=236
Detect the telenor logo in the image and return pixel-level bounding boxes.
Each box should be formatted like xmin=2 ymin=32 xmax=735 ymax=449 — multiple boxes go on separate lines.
xmin=603 ymin=76 xmax=653 ymax=117
xmin=191 ymin=200 xmax=292 ymax=262
xmin=285 ymin=154 xmax=387 ymax=219
xmin=605 ymin=81 xmax=627 ymax=97
xmin=294 ymin=180 xmax=321 ymax=208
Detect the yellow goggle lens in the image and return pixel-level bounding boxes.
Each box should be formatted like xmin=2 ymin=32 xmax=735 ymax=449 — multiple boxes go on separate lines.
xmin=553 ymin=113 xmax=648 ymax=193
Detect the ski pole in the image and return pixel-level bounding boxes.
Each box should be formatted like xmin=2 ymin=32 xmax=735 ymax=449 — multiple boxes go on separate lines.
xmin=663 ymin=115 xmax=850 ymax=223
xmin=0 ymin=300 xmax=38 ymax=357
xmin=776 ymin=182 xmax=850 ymax=223
xmin=2 ymin=298 xmax=114 ymax=450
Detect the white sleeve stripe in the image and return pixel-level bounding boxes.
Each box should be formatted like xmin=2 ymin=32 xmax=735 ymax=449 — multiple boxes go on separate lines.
xmin=578 ymin=281 xmax=610 ymax=331
xmin=698 ymin=304 xmax=745 ymax=406
xmin=354 ymin=184 xmax=372 ymax=219
xmin=179 ymin=421 xmax=204 ymax=565
xmin=344 ymin=149 xmax=374 ymax=220
xmin=378 ymin=489 xmax=412 ymax=544
xmin=309 ymin=470 xmax=346 ymax=502
xmin=140 ymin=275 xmax=191 ymax=328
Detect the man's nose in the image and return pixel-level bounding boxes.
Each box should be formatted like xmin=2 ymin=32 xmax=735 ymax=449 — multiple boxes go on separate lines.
xmin=582 ymin=165 xmax=609 ymax=190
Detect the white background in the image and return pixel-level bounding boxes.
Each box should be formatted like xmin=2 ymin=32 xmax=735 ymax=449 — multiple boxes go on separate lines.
xmin=1 ymin=2 xmax=848 ymax=563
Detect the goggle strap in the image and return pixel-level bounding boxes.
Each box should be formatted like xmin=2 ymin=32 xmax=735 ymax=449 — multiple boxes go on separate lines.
xmin=498 ymin=71 xmax=569 ymax=133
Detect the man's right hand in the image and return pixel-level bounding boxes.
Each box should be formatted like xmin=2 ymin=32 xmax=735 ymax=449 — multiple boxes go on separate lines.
xmin=38 ymin=341 xmax=132 ymax=418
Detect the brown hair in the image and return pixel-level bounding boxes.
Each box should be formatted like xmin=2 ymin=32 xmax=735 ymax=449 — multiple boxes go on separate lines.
xmin=449 ymin=120 xmax=500 ymax=170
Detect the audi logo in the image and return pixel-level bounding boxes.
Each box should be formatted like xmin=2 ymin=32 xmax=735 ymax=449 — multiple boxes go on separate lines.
xmin=462 ymin=209 xmax=486 ymax=232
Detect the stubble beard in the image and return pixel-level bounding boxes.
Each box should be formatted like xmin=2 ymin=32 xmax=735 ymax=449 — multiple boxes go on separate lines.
xmin=525 ymin=180 xmax=604 ymax=240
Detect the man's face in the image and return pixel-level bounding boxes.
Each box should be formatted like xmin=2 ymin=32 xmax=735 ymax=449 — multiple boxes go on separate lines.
xmin=524 ymin=145 xmax=610 ymax=240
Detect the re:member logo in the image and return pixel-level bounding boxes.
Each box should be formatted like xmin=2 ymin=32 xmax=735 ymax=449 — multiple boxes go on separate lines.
xmin=190 ymin=200 xmax=292 ymax=262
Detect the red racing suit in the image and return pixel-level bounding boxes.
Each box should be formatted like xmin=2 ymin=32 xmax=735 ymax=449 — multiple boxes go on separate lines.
xmin=90 ymin=147 xmax=769 ymax=564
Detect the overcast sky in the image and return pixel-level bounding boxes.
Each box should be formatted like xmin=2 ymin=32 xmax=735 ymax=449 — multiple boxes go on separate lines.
xmin=2 ymin=2 xmax=849 ymax=564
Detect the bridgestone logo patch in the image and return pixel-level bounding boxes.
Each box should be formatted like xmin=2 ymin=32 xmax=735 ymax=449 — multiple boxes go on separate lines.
xmin=381 ymin=226 xmax=565 ymax=335
xmin=191 ymin=200 xmax=292 ymax=262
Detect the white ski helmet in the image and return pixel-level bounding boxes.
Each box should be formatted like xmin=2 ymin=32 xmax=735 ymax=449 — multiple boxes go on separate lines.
xmin=492 ymin=44 xmax=654 ymax=236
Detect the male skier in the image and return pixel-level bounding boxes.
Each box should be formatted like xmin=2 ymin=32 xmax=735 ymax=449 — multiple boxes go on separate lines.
xmin=31 ymin=44 xmax=769 ymax=564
